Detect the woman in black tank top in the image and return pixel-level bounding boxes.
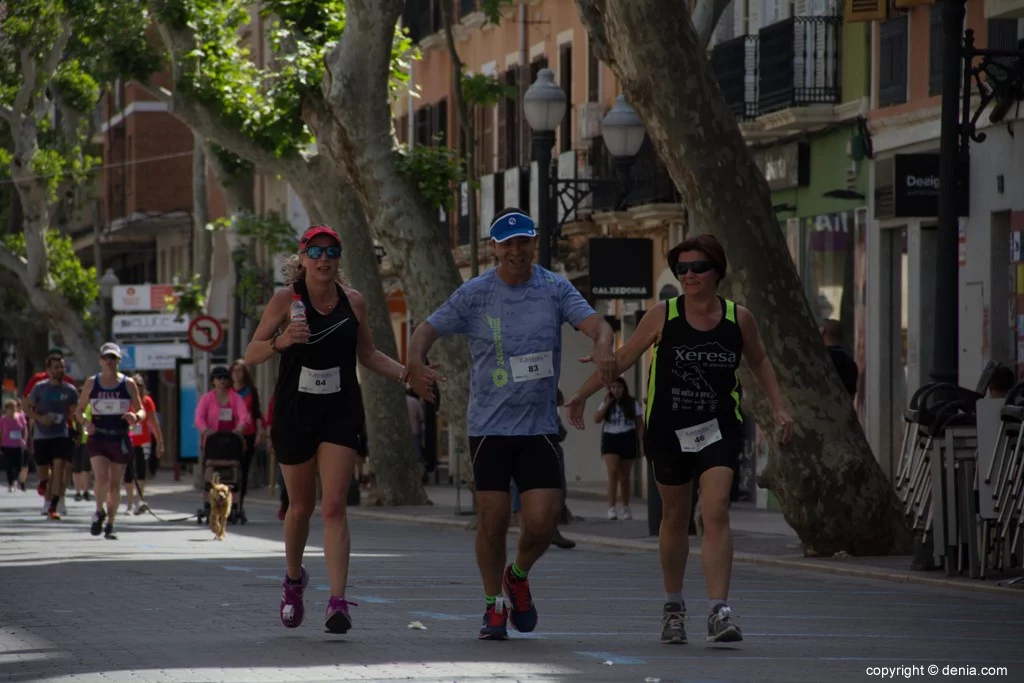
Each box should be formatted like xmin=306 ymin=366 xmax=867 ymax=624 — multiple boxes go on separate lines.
xmin=562 ymin=234 xmax=792 ymax=645
xmin=244 ymin=225 xmax=441 ymax=636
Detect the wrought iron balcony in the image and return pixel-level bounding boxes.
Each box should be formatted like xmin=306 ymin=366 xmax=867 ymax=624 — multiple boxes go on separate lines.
xmin=711 ymin=35 xmax=759 ymax=120
xmin=758 ymin=15 xmax=841 ymax=116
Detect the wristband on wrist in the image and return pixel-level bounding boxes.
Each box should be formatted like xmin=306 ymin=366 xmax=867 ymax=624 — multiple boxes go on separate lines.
xmin=270 ymin=332 xmax=282 ymax=353
xmin=399 ymin=366 xmax=410 ymax=383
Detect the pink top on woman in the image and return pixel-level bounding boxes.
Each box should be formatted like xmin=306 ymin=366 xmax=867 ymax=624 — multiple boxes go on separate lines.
xmin=1 ymin=413 xmax=28 ymax=449
xmin=194 ymin=391 xmax=250 ymax=433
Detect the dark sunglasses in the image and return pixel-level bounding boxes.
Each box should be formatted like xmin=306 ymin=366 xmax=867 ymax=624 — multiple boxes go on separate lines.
xmin=304 ymin=245 xmax=342 ymax=260
xmin=101 ymin=354 xmax=119 ymax=361
xmin=675 ymin=260 xmax=714 ymax=276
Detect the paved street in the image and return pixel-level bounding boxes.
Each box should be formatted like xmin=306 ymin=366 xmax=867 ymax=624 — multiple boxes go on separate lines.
xmin=2 ymin=484 xmax=1023 ymax=683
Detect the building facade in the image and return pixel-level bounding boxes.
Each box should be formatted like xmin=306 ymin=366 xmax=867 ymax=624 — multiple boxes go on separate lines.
xmin=852 ymin=0 xmax=1023 ymax=478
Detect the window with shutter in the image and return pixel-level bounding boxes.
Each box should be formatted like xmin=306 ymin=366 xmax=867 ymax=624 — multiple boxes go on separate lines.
xmin=843 ymin=0 xmax=886 ymax=24
xmin=435 ymin=98 xmax=448 ymax=148
xmin=928 ymin=7 xmax=943 ymax=96
xmin=987 ymin=18 xmax=1019 ymax=50
xmin=879 ymin=15 xmax=908 ymax=106
xmin=415 ymin=106 xmax=431 ymax=145
xmin=559 ymin=45 xmax=573 ymax=153
xmin=587 ymin=39 xmax=600 ymax=101
xmin=501 ymin=69 xmax=518 ymax=170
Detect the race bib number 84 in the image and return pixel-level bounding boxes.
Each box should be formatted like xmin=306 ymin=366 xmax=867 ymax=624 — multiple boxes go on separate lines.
xmin=675 ymin=418 xmax=723 ymax=453
xmin=298 ymin=366 xmax=341 ymax=394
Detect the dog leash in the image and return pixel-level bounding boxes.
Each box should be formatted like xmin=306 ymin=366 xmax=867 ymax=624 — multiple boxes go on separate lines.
xmin=132 ymin=479 xmax=200 ymax=523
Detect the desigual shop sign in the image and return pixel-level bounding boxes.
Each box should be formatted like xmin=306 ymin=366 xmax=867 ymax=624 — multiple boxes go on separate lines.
xmin=893 ymin=154 xmax=969 ymax=218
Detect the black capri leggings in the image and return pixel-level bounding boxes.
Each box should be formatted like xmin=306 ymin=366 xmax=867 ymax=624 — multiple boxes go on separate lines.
xmin=240 ymin=434 xmax=256 ymax=504
xmin=2 ymin=447 xmax=24 ymax=487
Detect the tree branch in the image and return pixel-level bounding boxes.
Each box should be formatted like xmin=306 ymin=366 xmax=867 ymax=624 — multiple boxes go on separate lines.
xmin=0 ymin=103 xmax=15 ymax=124
xmin=11 ymin=48 xmax=38 ymax=117
xmin=0 ymin=242 xmax=29 ymax=280
xmin=144 ymin=2 xmax=307 ymax=181
xmin=440 ymin=0 xmax=473 ymax=142
xmin=161 ymin=85 xmax=306 ymax=179
xmin=13 ymin=19 xmax=73 ymax=119
xmin=692 ymin=0 xmax=732 ymax=50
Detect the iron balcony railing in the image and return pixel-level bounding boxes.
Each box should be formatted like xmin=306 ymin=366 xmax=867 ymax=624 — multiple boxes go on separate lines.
xmin=711 ymin=35 xmax=759 ymax=121
xmin=758 ymin=15 xmax=842 ymax=115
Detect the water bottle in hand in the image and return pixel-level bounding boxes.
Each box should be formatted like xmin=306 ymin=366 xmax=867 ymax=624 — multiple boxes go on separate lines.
xmin=290 ymin=294 xmax=307 ymax=324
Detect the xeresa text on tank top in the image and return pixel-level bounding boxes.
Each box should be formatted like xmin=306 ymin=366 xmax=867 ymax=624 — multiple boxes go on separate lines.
xmin=272 ymin=280 xmax=362 ymax=432
xmin=644 ymin=296 xmax=744 ymax=455
xmin=90 ymin=374 xmax=132 ymax=440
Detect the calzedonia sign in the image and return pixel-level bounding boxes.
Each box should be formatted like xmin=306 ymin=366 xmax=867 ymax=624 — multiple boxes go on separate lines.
xmin=893 ymin=154 xmax=969 ymax=218
xmin=589 ymin=238 xmax=653 ymax=300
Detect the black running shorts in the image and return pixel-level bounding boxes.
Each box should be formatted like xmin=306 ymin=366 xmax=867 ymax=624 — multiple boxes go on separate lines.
xmin=647 ymin=431 xmax=742 ymax=487
xmin=34 ymin=437 xmax=73 ymax=466
xmin=601 ymin=431 xmax=638 ymax=459
xmin=123 ymin=445 xmax=148 ymax=483
xmin=469 ymin=434 xmax=562 ymax=493
xmin=272 ymin=425 xmax=362 ymax=466
xmin=72 ymin=442 xmax=90 ymax=473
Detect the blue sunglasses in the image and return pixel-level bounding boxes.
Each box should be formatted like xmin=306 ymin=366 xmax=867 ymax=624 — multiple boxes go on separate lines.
xmin=304 ymin=245 xmax=342 ymax=260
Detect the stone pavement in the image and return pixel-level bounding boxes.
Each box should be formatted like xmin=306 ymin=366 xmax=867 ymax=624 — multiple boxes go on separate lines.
xmin=349 ymin=484 xmax=1024 ymax=595
xmin=2 ymin=478 xmax=1024 ymax=683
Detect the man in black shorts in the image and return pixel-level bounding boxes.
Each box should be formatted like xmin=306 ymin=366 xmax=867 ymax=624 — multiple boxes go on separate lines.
xmin=24 ymin=355 xmax=79 ymax=520
xmin=409 ymin=208 xmax=616 ymax=640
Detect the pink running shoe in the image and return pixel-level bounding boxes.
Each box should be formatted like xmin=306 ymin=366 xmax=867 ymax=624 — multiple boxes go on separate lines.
xmin=280 ymin=566 xmax=309 ymax=628
xmin=325 ymin=596 xmax=358 ymax=634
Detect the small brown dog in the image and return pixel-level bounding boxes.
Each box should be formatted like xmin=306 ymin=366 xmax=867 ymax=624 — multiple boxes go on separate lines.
xmin=208 ymin=474 xmax=232 ymax=541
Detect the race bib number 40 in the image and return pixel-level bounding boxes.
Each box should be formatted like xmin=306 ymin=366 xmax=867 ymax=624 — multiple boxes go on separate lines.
xmin=509 ymin=351 xmax=554 ymax=383
xmin=675 ymin=418 xmax=723 ymax=453
xmin=298 ymin=366 xmax=341 ymax=394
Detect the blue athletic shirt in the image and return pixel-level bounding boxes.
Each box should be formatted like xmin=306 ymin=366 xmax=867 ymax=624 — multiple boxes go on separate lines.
xmin=427 ymin=265 xmax=595 ymax=437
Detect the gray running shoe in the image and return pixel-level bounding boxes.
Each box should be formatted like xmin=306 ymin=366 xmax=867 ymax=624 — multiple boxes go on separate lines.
xmin=707 ymin=604 xmax=743 ymax=643
xmin=660 ymin=602 xmax=687 ymax=644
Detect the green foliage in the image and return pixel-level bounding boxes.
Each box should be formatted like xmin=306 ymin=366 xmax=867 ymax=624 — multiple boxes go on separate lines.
xmin=480 ymin=0 xmax=515 ymax=25
xmin=1 ymin=229 xmax=98 ymax=316
xmin=210 ymin=145 xmax=254 ymax=183
xmin=395 ymin=141 xmax=465 ymax=211
xmin=52 ymin=59 xmax=100 ymax=114
xmin=154 ymin=0 xmax=417 ymax=160
xmin=212 ymin=211 xmax=297 ymax=318
xmin=461 ymin=73 xmax=515 ymax=108
xmin=164 ymin=273 xmax=207 ymax=318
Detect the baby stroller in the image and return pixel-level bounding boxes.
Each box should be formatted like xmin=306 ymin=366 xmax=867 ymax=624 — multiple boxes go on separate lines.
xmin=196 ymin=430 xmax=245 ymax=525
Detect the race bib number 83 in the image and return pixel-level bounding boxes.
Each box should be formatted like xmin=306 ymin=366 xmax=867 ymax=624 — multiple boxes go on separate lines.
xmin=509 ymin=351 xmax=554 ymax=383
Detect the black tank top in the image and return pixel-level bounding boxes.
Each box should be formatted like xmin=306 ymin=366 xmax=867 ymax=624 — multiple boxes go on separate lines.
xmin=89 ymin=373 xmax=132 ymax=441
xmin=271 ymin=280 xmax=362 ymax=432
xmin=643 ymin=296 xmax=744 ymax=456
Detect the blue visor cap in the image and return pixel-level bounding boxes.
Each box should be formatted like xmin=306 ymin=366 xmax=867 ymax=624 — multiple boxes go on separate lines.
xmin=490 ymin=212 xmax=537 ymax=242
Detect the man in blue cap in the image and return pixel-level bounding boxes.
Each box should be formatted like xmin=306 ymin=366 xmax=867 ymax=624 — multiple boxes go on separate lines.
xmin=408 ymin=207 xmax=616 ymax=641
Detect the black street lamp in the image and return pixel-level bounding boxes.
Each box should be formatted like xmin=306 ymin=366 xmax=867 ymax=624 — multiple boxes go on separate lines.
xmin=523 ymin=69 xmax=646 ymax=268
xmin=934 ymin=1 xmax=1024 ymax=385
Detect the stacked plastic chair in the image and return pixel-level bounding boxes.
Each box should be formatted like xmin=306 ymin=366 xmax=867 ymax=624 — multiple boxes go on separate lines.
xmin=980 ymin=378 xmax=1024 ymax=584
